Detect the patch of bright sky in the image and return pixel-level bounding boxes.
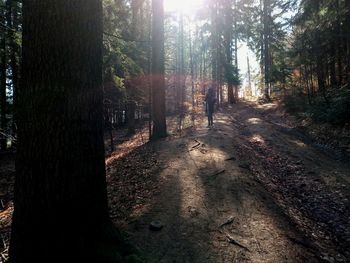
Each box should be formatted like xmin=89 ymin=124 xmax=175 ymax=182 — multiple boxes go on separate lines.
xmin=164 ymin=0 xmax=299 ymax=96
xmin=164 ymin=0 xmax=205 ymax=14
xmin=238 ymin=42 xmax=260 ymax=96
xmin=165 ymin=0 xmax=259 ymax=92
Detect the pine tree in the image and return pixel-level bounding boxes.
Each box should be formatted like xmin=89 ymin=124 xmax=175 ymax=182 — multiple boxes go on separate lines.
xmin=151 ymin=0 xmax=167 ymax=139
xmin=9 ymin=1 xmax=121 ymax=261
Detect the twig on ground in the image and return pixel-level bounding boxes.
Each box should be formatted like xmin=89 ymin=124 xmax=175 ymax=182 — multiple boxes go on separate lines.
xmin=226 ymin=234 xmax=250 ymax=251
xmin=211 ymin=170 xmax=225 ymax=177
xmin=191 ymin=140 xmax=201 ymax=149
xmin=219 ymin=216 xmax=235 ymax=228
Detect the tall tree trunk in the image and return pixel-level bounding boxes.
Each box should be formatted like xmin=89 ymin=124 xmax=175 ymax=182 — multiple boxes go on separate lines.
xmin=317 ymin=56 xmax=327 ymax=102
xmin=329 ymin=44 xmax=337 ymax=89
xmin=175 ymin=32 xmax=180 ymax=112
xmin=233 ymin=0 xmax=239 ymax=102
xmin=126 ymin=81 xmax=136 ymax=135
xmin=234 ymin=35 xmax=239 ymax=102
xmin=225 ymin=0 xmax=234 ymax=104
xmin=247 ymin=55 xmax=252 ymax=96
xmin=189 ymin=28 xmax=195 ymax=122
xmin=310 ymin=65 xmax=315 ymax=97
xmin=304 ymin=64 xmax=312 ymax=105
xmin=346 ymin=0 xmax=350 ymax=82
xmin=263 ymin=0 xmax=271 ymax=100
xmin=0 ymin=9 xmax=6 ymax=151
xmin=335 ymin=0 xmax=343 ymax=87
xmin=228 ymin=84 xmax=234 ymax=103
xmin=127 ymin=0 xmax=141 ymax=136
xmin=179 ymin=12 xmax=185 ymax=129
xmin=8 ymin=0 xmax=20 ymax=137
xmin=146 ymin=0 xmax=153 ymax=140
xmin=211 ymin=1 xmax=218 ymax=98
xmin=9 ymin=1 xmax=120 ymax=262
xmin=151 ymin=0 xmax=167 ymax=139
xmin=259 ymin=0 xmax=265 ymax=96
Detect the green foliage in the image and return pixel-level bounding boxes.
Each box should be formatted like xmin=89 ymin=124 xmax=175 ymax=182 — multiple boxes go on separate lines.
xmin=283 ymin=86 xmax=350 ymax=126
xmin=103 ymin=0 xmax=149 ymax=104
xmin=283 ymin=94 xmax=309 ymax=115
xmin=224 ymin=63 xmax=241 ymax=86
xmin=309 ymin=87 xmax=350 ymax=125
xmin=282 ymin=0 xmax=350 ymax=126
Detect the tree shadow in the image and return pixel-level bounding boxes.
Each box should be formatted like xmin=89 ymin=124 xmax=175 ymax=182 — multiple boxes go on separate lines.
xmin=107 ymin=106 xmax=331 ymax=262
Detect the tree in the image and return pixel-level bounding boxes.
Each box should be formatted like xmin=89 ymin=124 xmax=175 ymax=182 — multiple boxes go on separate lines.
xmin=0 ymin=2 xmax=6 ymax=151
xmin=7 ymin=0 xmax=20 ymax=138
xmin=151 ymin=0 xmax=167 ymax=139
xmin=9 ymin=1 xmax=124 ymax=261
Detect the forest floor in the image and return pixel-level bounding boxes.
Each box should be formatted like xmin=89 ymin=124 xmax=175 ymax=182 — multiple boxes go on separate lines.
xmin=0 ymin=101 xmax=349 ymax=262
xmin=107 ymin=101 xmax=350 ymax=263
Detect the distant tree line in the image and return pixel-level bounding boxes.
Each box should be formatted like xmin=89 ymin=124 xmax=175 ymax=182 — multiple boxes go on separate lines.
xmin=1 ymin=0 xmax=350 ymax=153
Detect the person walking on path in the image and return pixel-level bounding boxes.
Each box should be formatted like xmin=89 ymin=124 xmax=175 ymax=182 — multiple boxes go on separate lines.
xmin=205 ymin=87 xmax=216 ymax=128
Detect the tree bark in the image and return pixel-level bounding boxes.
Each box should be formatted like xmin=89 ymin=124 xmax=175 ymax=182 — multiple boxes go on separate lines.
xmin=126 ymin=81 xmax=136 ymax=135
xmin=151 ymin=0 xmax=167 ymax=139
xmin=127 ymin=0 xmax=141 ymax=136
xmin=346 ymin=0 xmax=350 ymax=82
xmin=0 ymin=8 xmax=6 ymax=151
xmin=9 ymin=0 xmax=20 ymax=137
xmin=211 ymin=1 xmax=218 ymax=96
xmin=330 ymin=42 xmax=337 ymax=88
xmin=224 ymin=0 xmax=235 ymax=104
xmin=259 ymin=0 xmax=265 ymax=97
xmin=233 ymin=0 xmax=239 ymax=102
xmin=317 ymin=55 xmax=327 ymax=102
xmin=9 ymin=1 xmax=117 ymax=262
xmin=189 ymin=28 xmax=196 ymax=121
xmin=263 ymin=0 xmax=271 ymax=100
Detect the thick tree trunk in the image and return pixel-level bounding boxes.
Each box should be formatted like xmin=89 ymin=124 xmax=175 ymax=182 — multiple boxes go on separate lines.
xmin=151 ymin=0 xmax=167 ymax=139
xmin=9 ymin=1 xmax=117 ymax=262
xmin=346 ymin=0 xmax=350 ymax=82
xmin=228 ymin=84 xmax=234 ymax=104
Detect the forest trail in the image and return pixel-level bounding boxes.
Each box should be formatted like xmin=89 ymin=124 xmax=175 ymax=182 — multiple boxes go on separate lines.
xmin=110 ymin=102 xmax=350 ymax=263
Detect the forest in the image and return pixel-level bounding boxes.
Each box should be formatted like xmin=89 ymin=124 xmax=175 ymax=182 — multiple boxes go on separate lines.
xmin=0 ymin=0 xmax=349 ymax=262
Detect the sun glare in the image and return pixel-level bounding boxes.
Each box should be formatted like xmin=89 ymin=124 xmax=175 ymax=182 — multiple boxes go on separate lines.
xmin=164 ymin=0 xmax=204 ymax=13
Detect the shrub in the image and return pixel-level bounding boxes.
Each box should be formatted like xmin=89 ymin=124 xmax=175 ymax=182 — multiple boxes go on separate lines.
xmin=283 ymin=94 xmax=309 ymax=115
xmin=283 ymin=85 xmax=350 ymax=126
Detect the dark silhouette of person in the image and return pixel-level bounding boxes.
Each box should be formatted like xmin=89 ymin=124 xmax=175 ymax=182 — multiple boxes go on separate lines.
xmin=205 ymin=87 xmax=216 ymax=127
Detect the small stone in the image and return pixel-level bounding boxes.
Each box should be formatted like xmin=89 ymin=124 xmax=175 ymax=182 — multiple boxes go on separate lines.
xmin=149 ymin=220 xmax=163 ymax=231
xmin=239 ymin=163 xmax=250 ymax=170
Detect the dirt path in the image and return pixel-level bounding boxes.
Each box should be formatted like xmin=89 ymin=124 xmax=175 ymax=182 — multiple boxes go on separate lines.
xmin=113 ymin=102 xmax=349 ymax=262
